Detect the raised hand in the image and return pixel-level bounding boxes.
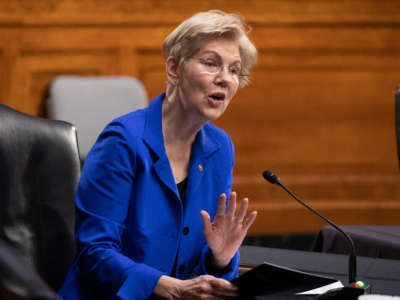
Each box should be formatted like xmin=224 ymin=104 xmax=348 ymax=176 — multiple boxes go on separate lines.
xmin=200 ymin=192 xmax=257 ymax=269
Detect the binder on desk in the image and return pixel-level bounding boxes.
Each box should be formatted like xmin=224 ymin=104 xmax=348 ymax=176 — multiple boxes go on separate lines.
xmin=232 ymin=262 xmax=342 ymax=299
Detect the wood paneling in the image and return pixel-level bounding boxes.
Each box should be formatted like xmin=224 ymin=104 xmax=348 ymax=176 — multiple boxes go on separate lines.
xmin=0 ymin=49 xmax=5 ymax=105
xmin=1 ymin=0 xmax=399 ymax=234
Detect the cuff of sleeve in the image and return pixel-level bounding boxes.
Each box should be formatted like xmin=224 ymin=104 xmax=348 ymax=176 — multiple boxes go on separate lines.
xmin=116 ymin=263 xmax=166 ymax=300
xmin=196 ymin=246 xmax=239 ymax=281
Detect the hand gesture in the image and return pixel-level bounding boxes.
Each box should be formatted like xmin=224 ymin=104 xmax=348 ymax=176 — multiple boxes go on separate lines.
xmin=200 ymin=192 xmax=257 ymax=269
xmin=153 ymin=275 xmax=238 ymax=300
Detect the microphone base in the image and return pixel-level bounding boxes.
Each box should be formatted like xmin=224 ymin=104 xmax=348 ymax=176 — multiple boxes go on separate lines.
xmin=316 ymin=286 xmax=364 ymax=300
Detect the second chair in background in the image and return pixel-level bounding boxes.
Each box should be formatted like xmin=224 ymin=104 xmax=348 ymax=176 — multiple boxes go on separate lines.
xmin=48 ymin=76 xmax=148 ymax=161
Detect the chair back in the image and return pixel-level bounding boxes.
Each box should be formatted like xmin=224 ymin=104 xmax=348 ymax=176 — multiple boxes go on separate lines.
xmin=0 ymin=105 xmax=80 ymax=292
xmin=0 ymin=239 xmax=61 ymax=299
xmin=48 ymin=76 xmax=148 ymax=161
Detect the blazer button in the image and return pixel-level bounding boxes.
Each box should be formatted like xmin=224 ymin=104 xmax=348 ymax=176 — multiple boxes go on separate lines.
xmin=178 ymin=265 xmax=185 ymax=273
xmin=198 ymin=164 xmax=203 ymax=172
xmin=183 ymin=227 xmax=189 ymax=235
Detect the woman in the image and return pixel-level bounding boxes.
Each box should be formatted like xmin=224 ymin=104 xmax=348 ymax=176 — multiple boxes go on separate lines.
xmin=59 ymin=10 xmax=258 ymax=300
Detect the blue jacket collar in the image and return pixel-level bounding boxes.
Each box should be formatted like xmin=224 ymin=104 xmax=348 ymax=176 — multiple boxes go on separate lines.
xmin=142 ymin=93 xmax=222 ymax=200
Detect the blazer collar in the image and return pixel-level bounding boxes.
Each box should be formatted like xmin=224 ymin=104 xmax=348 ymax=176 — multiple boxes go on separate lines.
xmin=142 ymin=93 xmax=222 ymax=200
xmin=142 ymin=93 xmax=166 ymax=159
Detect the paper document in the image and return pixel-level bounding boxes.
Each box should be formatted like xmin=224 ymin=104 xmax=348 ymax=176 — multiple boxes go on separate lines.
xmin=297 ymin=280 xmax=344 ymax=295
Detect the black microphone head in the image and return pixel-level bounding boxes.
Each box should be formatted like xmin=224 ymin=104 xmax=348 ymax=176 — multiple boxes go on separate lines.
xmin=262 ymin=170 xmax=281 ymax=185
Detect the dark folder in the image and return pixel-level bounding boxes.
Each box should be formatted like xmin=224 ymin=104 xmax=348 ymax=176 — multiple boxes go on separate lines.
xmin=232 ymin=262 xmax=339 ymax=299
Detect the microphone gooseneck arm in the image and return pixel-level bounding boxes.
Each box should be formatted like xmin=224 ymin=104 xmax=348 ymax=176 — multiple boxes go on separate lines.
xmin=262 ymin=170 xmax=357 ymax=285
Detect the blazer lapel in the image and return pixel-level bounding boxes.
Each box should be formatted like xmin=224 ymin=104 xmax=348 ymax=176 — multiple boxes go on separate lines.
xmin=142 ymin=94 xmax=223 ymax=200
xmin=187 ymin=125 xmax=221 ymax=194
xmin=142 ymin=93 xmax=179 ymax=199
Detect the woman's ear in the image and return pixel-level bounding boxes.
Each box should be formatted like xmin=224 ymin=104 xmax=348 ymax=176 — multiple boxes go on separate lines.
xmin=166 ymin=56 xmax=180 ymax=86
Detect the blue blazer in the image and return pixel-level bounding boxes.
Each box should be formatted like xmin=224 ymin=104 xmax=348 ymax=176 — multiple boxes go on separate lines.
xmin=58 ymin=93 xmax=239 ymax=300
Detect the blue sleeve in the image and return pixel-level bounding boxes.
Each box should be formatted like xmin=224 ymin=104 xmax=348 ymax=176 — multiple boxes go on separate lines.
xmin=195 ymin=246 xmax=240 ymax=281
xmin=75 ymin=123 xmax=165 ymax=300
xmin=194 ymin=135 xmax=239 ymax=281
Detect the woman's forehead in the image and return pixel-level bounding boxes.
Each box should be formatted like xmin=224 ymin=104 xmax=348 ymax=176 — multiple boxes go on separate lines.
xmin=197 ymin=38 xmax=241 ymax=61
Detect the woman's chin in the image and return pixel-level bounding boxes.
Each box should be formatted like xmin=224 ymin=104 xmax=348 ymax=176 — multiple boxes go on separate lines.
xmin=203 ymin=107 xmax=226 ymax=122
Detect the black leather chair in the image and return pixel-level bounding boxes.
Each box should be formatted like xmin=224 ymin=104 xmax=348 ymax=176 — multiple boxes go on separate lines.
xmin=0 ymin=239 xmax=61 ymax=300
xmin=0 ymin=105 xmax=81 ymax=299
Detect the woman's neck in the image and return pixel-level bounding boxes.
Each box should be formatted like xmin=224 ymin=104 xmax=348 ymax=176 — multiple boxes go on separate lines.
xmin=162 ymin=94 xmax=205 ymax=146
xmin=162 ymin=94 xmax=206 ymax=183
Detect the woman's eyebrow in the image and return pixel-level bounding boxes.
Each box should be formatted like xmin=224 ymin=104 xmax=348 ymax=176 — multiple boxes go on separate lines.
xmin=199 ymin=50 xmax=241 ymax=64
xmin=199 ymin=50 xmax=220 ymax=58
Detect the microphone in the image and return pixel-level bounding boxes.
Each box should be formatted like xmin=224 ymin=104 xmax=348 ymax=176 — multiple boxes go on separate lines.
xmin=262 ymin=170 xmax=358 ymax=286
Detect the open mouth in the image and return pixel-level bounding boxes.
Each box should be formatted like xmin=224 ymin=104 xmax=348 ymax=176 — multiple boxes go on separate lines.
xmin=208 ymin=93 xmax=226 ymax=101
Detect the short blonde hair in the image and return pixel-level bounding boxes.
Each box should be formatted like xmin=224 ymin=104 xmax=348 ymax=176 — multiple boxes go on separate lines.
xmin=163 ymin=10 xmax=258 ymax=87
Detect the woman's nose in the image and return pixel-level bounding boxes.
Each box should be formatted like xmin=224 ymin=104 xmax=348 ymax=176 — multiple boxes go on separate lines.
xmin=215 ymin=66 xmax=236 ymax=86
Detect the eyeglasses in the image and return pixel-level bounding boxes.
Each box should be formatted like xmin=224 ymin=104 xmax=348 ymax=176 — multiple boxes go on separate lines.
xmin=191 ymin=57 xmax=248 ymax=82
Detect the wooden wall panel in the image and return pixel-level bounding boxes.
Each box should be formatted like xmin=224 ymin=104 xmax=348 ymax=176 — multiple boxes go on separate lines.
xmin=137 ymin=49 xmax=165 ymax=99
xmin=0 ymin=1 xmax=399 ymax=25
xmin=0 ymin=49 xmax=4 ymax=105
xmin=9 ymin=49 xmax=121 ymax=115
xmin=1 ymin=0 xmax=400 ymax=234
